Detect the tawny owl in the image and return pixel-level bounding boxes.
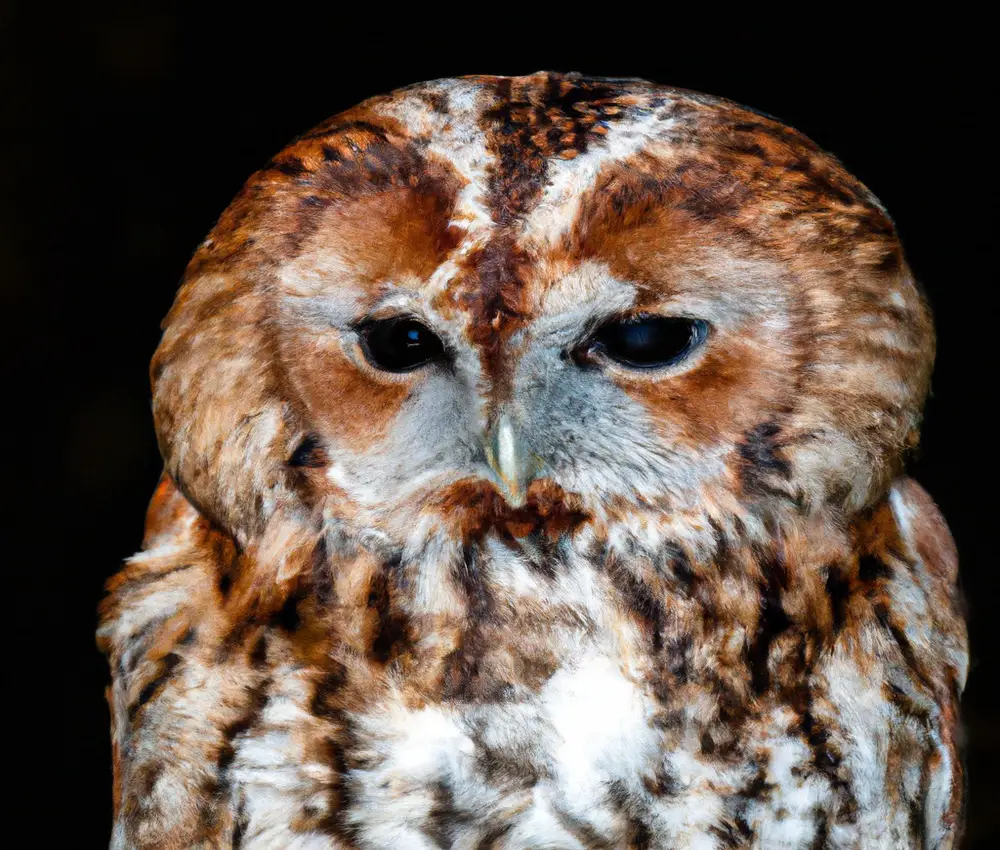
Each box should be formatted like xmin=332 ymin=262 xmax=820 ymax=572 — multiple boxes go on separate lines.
xmin=98 ymin=73 xmax=968 ymax=849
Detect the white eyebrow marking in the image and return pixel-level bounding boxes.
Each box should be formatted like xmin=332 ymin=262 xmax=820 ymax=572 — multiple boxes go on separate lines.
xmin=522 ymin=101 xmax=678 ymax=245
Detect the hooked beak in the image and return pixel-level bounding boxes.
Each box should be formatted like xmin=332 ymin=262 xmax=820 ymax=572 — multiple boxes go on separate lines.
xmin=484 ymin=414 xmax=539 ymax=508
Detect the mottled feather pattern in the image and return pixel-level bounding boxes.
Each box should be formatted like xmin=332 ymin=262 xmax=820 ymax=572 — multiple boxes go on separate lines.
xmin=98 ymin=73 xmax=967 ymax=849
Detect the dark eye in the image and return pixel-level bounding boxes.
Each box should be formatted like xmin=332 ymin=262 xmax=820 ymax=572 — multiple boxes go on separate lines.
xmin=586 ymin=315 xmax=707 ymax=369
xmin=358 ymin=317 xmax=446 ymax=372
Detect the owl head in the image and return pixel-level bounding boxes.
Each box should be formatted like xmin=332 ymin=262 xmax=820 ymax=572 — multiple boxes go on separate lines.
xmin=151 ymin=72 xmax=933 ymax=574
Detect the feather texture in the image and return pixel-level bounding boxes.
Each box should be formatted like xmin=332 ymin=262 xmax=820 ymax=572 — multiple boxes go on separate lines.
xmin=99 ymin=73 xmax=967 ymax=849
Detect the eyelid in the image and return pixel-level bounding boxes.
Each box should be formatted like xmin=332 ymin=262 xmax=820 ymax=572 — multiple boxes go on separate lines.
xmin=349 ymin=300 xmax=454 ymax=333
xmin=577 ymin=311 xmax=679 ymax=346
xmin=352 ymin=314 xmax=446 ymax=346
xmin=581 ymin=309 xmax=689 ymax=337
xmin=350 ymin=310 xmax=416 ymax=330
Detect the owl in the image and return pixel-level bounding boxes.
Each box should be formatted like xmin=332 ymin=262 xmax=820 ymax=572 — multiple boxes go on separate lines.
xmin=98 ymin=73 xmax=968 ymax=849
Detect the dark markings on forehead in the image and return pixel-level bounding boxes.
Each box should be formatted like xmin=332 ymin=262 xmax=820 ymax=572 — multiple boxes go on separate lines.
xmin=451 ymin=233 xmax=532 ymax=394
xmin=197 ymin=119 xmax=459 ymax=270
xmin=259 ymin=120 xmax=404 ymax=185
xmin=574 ymin=99 xmax=898 ymax=266
xmin=291 ymin=117 xmax=385 ymax=143
xmin=480 ymin=72 xmax=633 ymax=225
xmin=463 ymin=73 xmax=643 ymax=391
xmin=285 ymin=127 xmax=444 ymax=255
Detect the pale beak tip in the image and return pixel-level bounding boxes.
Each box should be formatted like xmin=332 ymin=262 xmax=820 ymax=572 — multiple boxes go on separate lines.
xmin=486 ymin=414 xmax=534 ymax=508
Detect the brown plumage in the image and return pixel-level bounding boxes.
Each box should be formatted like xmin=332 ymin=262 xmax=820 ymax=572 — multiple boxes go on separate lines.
xmin=99 ymin=73 xmax=967 ymax=849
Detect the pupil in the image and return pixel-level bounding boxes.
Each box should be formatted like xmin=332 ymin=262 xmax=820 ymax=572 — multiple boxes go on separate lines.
xmin=360 ymin=317 xmax=444 ymax=372
xmin=593 ymin=316 xmax=705 ymax=368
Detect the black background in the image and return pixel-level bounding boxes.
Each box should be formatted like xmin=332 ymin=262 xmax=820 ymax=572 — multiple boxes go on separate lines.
xmin=8 ymin=7 xmax=996 ymax=847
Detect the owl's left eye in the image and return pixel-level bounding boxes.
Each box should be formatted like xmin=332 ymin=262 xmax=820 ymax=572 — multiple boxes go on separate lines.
xmin=357 ymin=317 xmax=446 ymax=372
xmin=582 ymin=315 xmax=708 ymax=369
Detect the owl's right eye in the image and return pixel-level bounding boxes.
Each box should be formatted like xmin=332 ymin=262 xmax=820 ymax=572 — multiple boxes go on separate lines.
xmin=357 ymin=317 xmax=446 ymax=372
